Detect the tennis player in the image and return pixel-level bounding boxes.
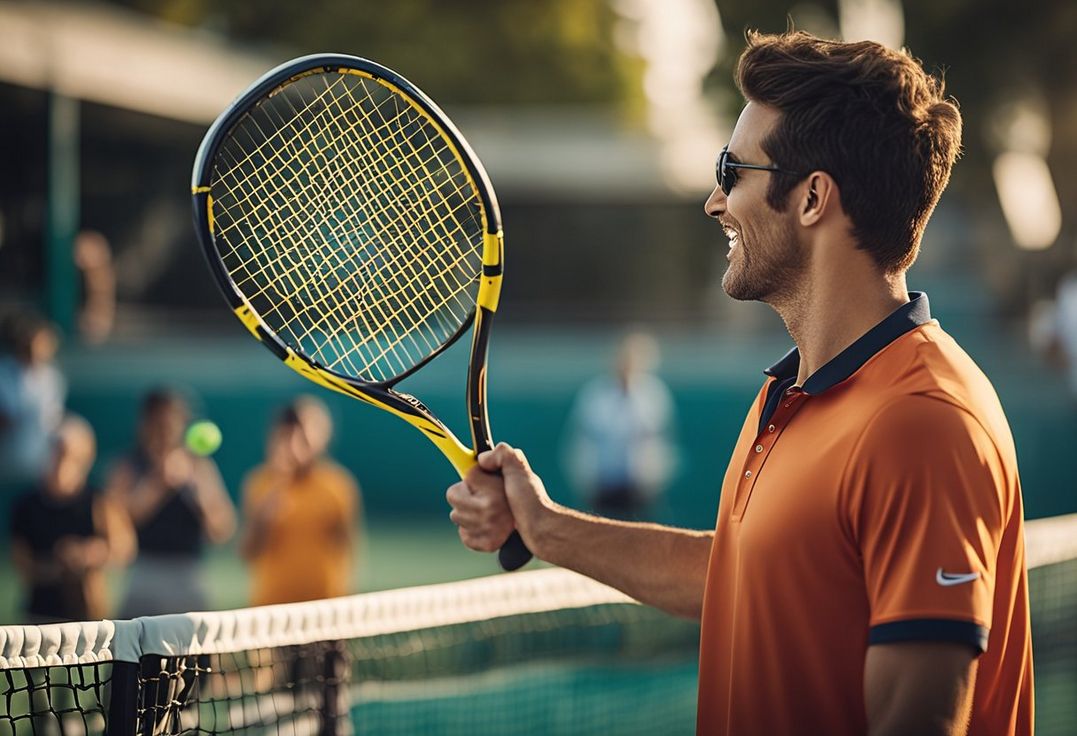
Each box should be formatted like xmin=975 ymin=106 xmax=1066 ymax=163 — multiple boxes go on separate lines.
xmin=447 ymin=31 xmax=1032 ymax=736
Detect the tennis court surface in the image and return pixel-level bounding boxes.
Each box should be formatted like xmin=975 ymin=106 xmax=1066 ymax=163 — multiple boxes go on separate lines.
xmin=2 ymin=514 xmax=1075 ymax=735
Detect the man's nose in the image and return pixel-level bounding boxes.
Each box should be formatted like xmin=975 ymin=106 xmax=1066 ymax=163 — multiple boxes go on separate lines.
xmin=703 ymin=184 xmax=727 ymax=219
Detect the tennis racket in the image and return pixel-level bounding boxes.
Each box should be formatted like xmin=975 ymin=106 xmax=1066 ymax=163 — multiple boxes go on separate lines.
xmin=190 ymin=54 xmax=531 ymax=571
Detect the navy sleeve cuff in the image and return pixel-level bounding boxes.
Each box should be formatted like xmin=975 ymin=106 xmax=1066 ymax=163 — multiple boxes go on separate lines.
xmin=868 ymin=619 xmax=988 ymax=655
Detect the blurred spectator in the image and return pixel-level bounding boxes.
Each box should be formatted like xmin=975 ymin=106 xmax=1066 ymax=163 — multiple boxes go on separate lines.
xmin=74 ymin=230 xmax=116 ymax=345
xmin=564 ymin=332 xmax=678 ymax=521
xmin=0 ymin=312 xmax=66 ymax=493
xmin=9 ymin=415 xmax=134 ymax=623
xmin=1053 ymin=271 xmax=1077 ymax=400
xmin=241 ymin=396 xmax=362 ymax=606
xmin=107 ymin=388 xmax=236 ymax=617
xmin=1030 ymin=270 xmax=1077 ymax=402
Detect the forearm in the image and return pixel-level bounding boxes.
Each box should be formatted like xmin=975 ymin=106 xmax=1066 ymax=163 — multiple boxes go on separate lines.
xmin=201 ymin=498 xmax=237 ymax=544
xmin=81 ymin=538 xmax=112 ymax=569
xmin=238 ymin=522 xmax=266 ymax=560
xmin=533 ymin=505 xmax=712 ymax=619
xmin=239 ymin=501 xmax=280 ymax=559
xmin=192 ymin=462 xmax=237 ymax=544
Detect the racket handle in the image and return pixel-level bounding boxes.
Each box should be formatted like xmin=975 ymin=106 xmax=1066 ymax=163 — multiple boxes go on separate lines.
xmin=498 ymin=531 xmax=533 ymax=571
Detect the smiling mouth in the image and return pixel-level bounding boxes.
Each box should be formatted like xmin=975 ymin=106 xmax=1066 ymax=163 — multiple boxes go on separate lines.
xmin=723 ymin=227 xmax=739 ymax=250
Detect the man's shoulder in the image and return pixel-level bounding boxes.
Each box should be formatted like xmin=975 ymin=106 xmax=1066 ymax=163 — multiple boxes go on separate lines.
xmin=866 ymin=323 xmax=1006 ymax=424
xmin=313 ymin=459 xmax=359 ymax=492
xmin=853 ymin=392 xmax=1014 ymax=478
xmin=241 ymin=465 xmax=275 ymax=497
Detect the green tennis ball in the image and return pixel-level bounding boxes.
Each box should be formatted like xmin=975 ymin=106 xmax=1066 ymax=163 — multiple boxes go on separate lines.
xmin=185 ymin=420 xmax=222 ymax=457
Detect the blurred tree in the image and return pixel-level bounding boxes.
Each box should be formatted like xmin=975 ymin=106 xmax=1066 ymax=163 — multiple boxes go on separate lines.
xmin=110 ymin=0 xmax=1076 ymax=306
xmin=107 ymin=0 xmax=642 ymax=106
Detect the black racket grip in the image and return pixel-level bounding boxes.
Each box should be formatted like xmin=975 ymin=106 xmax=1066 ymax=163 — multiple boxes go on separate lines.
xmin=498 ymin=530 xmax=533 ymax=571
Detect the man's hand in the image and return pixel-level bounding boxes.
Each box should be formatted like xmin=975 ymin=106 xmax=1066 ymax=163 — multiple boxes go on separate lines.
xmin=447 ymin=442 xmax=711 ymax=619
xmin=54 ymin=536 xmax=109 ymax=575
xmin=446 ymin=443 xmax=554 ymax=557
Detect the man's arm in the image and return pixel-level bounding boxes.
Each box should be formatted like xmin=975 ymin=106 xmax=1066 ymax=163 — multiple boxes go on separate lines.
xmin=865 ymin=642 xmax=978 ymax=736
xmin=104 ymin=461 xmax=166 ymax=525
xmin=238 ymin=474 xmax=278 ymax=561
xmin=447 ymin=443 xmax=712 ymax=619
xmin=95 ymin=495 xmax=136 ymax=568
xmin=190 ymin=458 xmax=237 ymax=544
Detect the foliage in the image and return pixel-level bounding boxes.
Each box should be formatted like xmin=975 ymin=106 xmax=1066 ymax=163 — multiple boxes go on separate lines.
xmin=108 ymin=0 xmax=640 ymax=105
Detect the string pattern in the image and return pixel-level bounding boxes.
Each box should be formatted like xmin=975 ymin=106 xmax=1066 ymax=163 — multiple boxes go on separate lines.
xmin=210 ymin=71 xmax=485 ymax=384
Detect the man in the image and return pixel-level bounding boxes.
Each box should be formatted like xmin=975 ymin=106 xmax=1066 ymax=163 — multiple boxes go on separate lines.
xmin=0 ymin=312 xmax=66 ymax=492
xmin=446 ymin=31 xmax=1032 ymax=736
xmin=240 ymin=396 xmax=362 ymax=605
xmin=107 ymin=389 xmax=236 ymax=617
xmin=564 ymin=331 xmax=677 ymax=521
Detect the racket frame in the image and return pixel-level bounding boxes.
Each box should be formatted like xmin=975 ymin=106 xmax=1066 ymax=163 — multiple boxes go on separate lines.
xmin=190 ymin=54 xmax=503 ymax=478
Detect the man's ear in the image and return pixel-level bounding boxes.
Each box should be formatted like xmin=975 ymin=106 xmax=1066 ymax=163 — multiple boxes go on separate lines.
xmin=800 ymin=171 xmax=837 ymax=226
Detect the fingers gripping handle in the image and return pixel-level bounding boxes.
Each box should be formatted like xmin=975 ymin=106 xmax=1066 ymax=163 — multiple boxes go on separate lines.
xmin=499 ymin=530 xmax=532 ymax=571
xmin=451 ymin=448 xmax=533 ymax=571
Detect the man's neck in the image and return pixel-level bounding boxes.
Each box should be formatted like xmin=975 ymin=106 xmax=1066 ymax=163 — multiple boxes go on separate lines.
xmin=772 ymin=261 xmax=910 ymax=386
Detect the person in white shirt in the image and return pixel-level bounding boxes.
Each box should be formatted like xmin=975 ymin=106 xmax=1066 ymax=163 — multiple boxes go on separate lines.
xmin=564 ymin=332 xmax=677 ymax=520
xmin=0 ymin=313 xmax=66 ymax=492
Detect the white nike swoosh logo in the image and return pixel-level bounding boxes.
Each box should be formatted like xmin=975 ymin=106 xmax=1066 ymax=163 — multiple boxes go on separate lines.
xmin=936 ymin=568 xmax=980 ymax=586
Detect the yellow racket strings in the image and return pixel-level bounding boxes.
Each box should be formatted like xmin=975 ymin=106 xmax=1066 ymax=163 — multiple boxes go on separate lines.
xmin=210 ymin=72 xmax=484 ymax=383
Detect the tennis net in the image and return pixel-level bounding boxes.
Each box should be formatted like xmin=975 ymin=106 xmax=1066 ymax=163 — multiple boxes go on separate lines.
xmin=0 ymin=568 xmax=700 ymax=735
xmin=2 ymin=513 xmax=1075 ymax=736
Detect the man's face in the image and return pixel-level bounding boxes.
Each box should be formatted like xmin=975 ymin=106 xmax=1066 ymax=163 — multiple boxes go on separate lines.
xmin=141 ymin=403 xmax=188 ymax=459
xmin=46 ymin=424 xmax=95 ymax=496
xmin=705 ymin=102 xmax=805 ymax=303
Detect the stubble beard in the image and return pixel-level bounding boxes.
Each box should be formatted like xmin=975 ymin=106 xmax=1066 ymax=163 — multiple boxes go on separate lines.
xmin=721 ymin=217 xmax=804 ymax=303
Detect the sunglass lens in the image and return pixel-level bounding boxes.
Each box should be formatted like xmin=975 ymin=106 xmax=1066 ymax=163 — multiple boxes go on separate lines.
xmin=716 ymin=150 xmax=736 ymax=195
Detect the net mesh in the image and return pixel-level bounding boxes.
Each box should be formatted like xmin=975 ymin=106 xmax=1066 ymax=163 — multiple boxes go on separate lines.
xmin=2 ymin=517 xmax=1076 ymax=736
xmin=209 ymin=69 xmax=485 ymax=384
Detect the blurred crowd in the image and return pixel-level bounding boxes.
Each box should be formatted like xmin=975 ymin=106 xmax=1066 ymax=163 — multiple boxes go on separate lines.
xmin=1 ymin=308 xmax=363 ymax=624
xmin=0 ymin=310 xmax=693 ymax=625
xmin=6 ymin=284 xmax=1077 ymax=626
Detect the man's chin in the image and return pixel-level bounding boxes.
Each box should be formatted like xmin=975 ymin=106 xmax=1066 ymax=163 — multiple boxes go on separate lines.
xmin=721 ymin=267 xmax=760 ymax=302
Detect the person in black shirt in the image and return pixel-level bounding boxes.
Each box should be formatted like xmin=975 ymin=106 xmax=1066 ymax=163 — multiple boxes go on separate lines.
xmin=107 ymin=389 xmax=235 ymax=617
xmin=10 ymin=415 xmax=135 ymax=623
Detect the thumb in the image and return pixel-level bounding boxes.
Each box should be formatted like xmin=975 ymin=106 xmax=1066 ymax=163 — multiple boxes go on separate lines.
xmin=477 ymin=443 xmax=531 ymax=476
xmin=476 ymin=447 xmax=501 ymax=472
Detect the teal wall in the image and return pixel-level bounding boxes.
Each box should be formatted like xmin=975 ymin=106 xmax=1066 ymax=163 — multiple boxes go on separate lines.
xmin=60 ymin=322 xmax=1077 ymax=529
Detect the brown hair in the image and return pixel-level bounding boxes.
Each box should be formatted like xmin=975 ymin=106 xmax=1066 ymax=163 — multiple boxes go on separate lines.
xmin=735 ymin=31 xmax=962 ymax=273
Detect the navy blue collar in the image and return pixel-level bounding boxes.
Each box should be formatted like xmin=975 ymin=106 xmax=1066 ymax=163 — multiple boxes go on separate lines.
xmin=763 ymin=292 xmax=933 ymax=395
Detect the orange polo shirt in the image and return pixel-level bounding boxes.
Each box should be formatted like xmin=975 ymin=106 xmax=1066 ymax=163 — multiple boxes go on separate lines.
xmin=697 ymin=294 xmax=1032 ymax=735
xmin=243 ymin=460 xmax=360 ymax=606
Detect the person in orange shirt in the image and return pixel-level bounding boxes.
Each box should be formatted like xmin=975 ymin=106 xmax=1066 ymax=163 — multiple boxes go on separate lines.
xmin=241 ymin=396 xmax=361 ymax=606
xmin=446 ymin=31 xmax=1033 ymax=736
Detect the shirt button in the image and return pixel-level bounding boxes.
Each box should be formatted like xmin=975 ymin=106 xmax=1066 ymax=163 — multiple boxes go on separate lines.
xmin=755 ymin=445 xmax=763 ymax=453
xmin=768 ymin=425 xmax=776 ymax=433
xmin=744 ymin=470 xmax=752 ymax=478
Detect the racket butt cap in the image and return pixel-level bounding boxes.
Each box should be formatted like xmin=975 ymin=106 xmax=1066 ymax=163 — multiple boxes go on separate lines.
xmin=498 ymin=531 xmax=533 ymax=571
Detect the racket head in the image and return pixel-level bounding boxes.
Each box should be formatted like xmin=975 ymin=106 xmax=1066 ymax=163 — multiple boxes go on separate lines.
xmin=191 ymin=54 xmax=503 ymax=395
xmin=192 ymin=55 xmax=531 ymax=571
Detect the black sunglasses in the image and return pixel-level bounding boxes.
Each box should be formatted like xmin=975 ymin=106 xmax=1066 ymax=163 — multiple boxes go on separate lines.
xmin=715 ymin=145 xmax=801 ymax=195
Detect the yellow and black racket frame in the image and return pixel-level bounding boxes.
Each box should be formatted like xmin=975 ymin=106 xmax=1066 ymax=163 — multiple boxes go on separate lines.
xmin=191 ymin=54 xmax=530 ymax=570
